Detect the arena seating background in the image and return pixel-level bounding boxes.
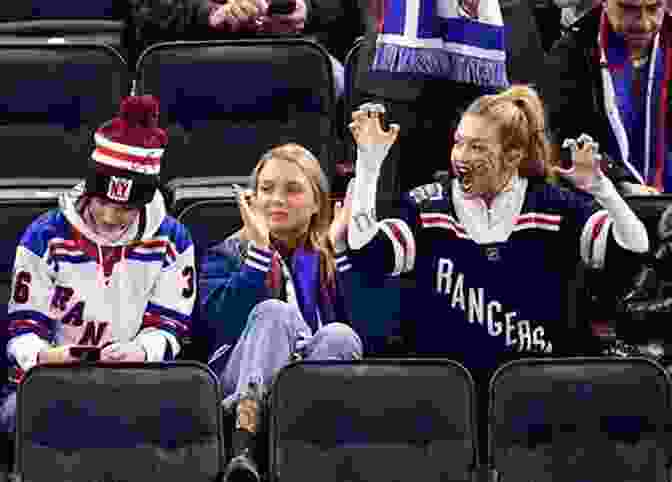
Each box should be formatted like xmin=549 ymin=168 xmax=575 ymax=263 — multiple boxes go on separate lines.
xmin=2 ymin=1 xmax=672 ymax=481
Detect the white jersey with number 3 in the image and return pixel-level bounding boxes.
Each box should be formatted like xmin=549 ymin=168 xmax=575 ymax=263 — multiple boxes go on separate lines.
xmin=6 ymin=183 xmax=196 ymax=378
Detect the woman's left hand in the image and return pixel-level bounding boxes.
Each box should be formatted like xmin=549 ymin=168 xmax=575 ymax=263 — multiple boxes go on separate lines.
xmin=329 ymin=179 xmax=353 ymax=250
xmin=553 ymin=133 xmax=604 ymax=192
xmin=100 ymin=341 xmax=147 ymax=363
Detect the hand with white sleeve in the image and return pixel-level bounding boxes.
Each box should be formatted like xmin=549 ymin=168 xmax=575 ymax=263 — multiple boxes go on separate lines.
xmin=347 ymin=103 xmax=400 ymax=249
xmin=557 ymin=133 xmax=649 ymax=255
xmin=348 ymin=103 xmax=400 ymax=172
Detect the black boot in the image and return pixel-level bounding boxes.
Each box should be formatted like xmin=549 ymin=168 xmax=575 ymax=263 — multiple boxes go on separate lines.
xmin=224 ymin=429 xmax=260 ymax=482
xmin=223 ymin=385 xmax=262 ymax=482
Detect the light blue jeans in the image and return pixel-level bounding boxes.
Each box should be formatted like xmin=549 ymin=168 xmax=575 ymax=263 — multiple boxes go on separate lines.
xmin=218 ymin=299 xmax=362 ymax=406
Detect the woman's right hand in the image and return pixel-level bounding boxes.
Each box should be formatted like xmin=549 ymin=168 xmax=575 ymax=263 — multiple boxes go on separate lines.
xmin=37 ymin=345 xmax=79 ymax=365
xmin=348 ymin=103 xmax=400 ymax=173
xmin=235 ymin=185 xmax=270 ymax=249
xmin=349 ymin=103 xmax=400 ymax=149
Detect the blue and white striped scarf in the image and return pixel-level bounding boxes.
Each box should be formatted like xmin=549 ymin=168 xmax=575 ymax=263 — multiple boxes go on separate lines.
xmin=371 ymin=0 xmax=509 ymax=87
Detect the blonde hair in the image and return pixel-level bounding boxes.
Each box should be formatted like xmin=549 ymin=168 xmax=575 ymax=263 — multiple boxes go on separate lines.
xmin=465 ymin=84 xmax=552 ymax=178
xmin=250 ymin=143 xmax=336 ymax=283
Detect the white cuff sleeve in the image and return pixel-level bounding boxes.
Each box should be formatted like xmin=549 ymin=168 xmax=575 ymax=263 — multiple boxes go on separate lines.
xmin=136 ymin=329 xmax=177 ymax=362
xmin=8 ymin=333 xmax=50 ymax=372
xmin=348 ymin=147 xmax=387 ymax=250
xmin=588 ymin=175 xmax=650 ymax=254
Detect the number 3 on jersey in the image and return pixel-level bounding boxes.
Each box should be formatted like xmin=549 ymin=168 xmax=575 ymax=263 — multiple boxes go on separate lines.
xmin=181 ymin=266 xmax=195 ymax=298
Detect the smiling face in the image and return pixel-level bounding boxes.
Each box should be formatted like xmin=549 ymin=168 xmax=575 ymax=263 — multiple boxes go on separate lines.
xmin=604 ymin=0 xmax=664 ymax=53
xmin=87 ymin=196 xmax=139 ymax=240
xmin=451 ymin=113 xmax=512 ymax=197
xmin=254 ymin=156 xmax=320 ymax=243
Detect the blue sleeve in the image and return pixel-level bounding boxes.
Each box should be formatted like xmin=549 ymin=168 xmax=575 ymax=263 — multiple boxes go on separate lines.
xmin=198 ymin=243 xmax=272 ymax=352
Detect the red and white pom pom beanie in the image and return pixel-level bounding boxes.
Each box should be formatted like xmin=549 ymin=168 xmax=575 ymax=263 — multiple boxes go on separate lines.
xmin=86 ymin=95 xmax=168 ymax=207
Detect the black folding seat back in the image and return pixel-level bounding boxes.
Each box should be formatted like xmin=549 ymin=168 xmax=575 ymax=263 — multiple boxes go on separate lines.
xmin=177 ymin=197 xmax=245 ymax=363
xmin=16 ymin=362 xmax=224 ymax=482
xmin=343 ymin=37 xmax=487 ymax=198
xmin=0 ymin=43 xmax=129 ymax=179
xmin=177 ymin=197 xmax=242 ymax=260
xmin=136 ymin=39 xmax=336 ymax=183
xmin=489 ymin=357 xmax=672 ymax=482
xmin=500 ymin=0 xmax=548 ymax=87
xmin=0 ymin=0 xmax=126 ymax=55
xmin=0 ymin=196 xmax=62 ymax=385
xmin=269 ymin=359 xmax=479 ymax=482
xmin=166 ymin=176 xmax=249 ymax=217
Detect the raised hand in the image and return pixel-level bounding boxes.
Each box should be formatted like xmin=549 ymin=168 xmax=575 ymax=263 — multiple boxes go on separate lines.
xmin=234 ymin=184 xmax=270 ymax=249
xmin=554 ymin=133 xmax=605 ymax=192
xmin=349 ymin=103 xmax=400 ymax=163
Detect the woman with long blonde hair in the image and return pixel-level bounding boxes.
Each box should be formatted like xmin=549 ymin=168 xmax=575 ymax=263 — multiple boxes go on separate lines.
xmin=199 ymin=143 xmax=361 ymax=482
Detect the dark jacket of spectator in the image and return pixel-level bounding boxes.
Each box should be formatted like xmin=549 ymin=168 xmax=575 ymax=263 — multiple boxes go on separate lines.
xmin=544 ymin=6 xmax=672 ymax=188
xmin=126 ymin=0 xmax=364 ymax=65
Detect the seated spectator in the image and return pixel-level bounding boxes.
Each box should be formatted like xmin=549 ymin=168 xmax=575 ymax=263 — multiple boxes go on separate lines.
xmin=127 ymin=0 xmax=365 ymax=99
xmin=545 ymin=0 xmax=670 ymax=193
xmin=0 ymin=96 xmax=196 ymax=470
xmin=346 ymin=87 xmax=649 ymax=379
xmin=199 ymin=143 xmax=362 ymax=482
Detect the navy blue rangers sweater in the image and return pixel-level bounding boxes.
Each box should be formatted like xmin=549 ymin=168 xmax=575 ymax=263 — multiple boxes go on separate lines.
xmin=350 ymin=175 xmax=638 ymax=375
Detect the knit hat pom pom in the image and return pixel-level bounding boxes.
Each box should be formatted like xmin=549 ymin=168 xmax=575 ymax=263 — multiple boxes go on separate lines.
xmin=119 ymin=95 xmax=160 ymax=129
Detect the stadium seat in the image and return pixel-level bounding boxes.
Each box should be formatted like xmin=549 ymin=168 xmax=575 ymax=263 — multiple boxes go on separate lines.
xmin=343 ymin=37 xmax=490 ymax=198
xmin=0 ymin=43 xmax=129 ymax=180
xmin=0 ymin=1 xmax=126 ymax=58
xmin=135 ymin=39 xmax=337 ymax=184
xmin=177 ymin=197 xmax=245 ymax=364
xmin=176 ymin=197 xmax=242 ymax=260
xmin=500 ymin=0 xmax=548 ymax=88
xmin=488 ymin=357 xmax=672 ymax=482
xmin=15 ymin=362 xmax=225 ymax=482
xmin=166 ymin=176 xmax=249 ymax=219
xmin=0 ymin=195 xmax=61 ymax=391
xmin=268 ymin=359 xmax=480 ymax=482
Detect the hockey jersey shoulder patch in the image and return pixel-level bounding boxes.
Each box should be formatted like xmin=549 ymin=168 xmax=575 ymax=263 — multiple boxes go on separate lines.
xmin=19 ymin=209 xmax=69 ymax=258
xmin=154 ymin=216 xmax=194 ymax=254
xmin=408 ymin=182 xmax=445 ymax=205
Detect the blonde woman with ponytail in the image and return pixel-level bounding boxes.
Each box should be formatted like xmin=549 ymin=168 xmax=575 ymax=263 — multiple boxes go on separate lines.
xmin=199 ymin=143 xmax=361 ymax=482
xmin=347 ymin=87 xmax=648 ymax=377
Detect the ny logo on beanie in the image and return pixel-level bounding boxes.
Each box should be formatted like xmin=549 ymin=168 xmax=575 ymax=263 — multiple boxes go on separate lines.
xmin=107 ymin=176 xmax=133 ymax=203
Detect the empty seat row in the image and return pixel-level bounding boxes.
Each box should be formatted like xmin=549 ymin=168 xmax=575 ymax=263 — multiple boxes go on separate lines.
xmin=12 ymin=357 xmax=672 ymax=482
xmin=0 ymin=40 xmax=338 ymax=190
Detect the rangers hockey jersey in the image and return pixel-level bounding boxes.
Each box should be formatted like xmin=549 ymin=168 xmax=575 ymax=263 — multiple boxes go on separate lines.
xmin=6 ymin=183 xmax=196 ymax=381
xmin=351 ymin=175 xmax=637 ymax=373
